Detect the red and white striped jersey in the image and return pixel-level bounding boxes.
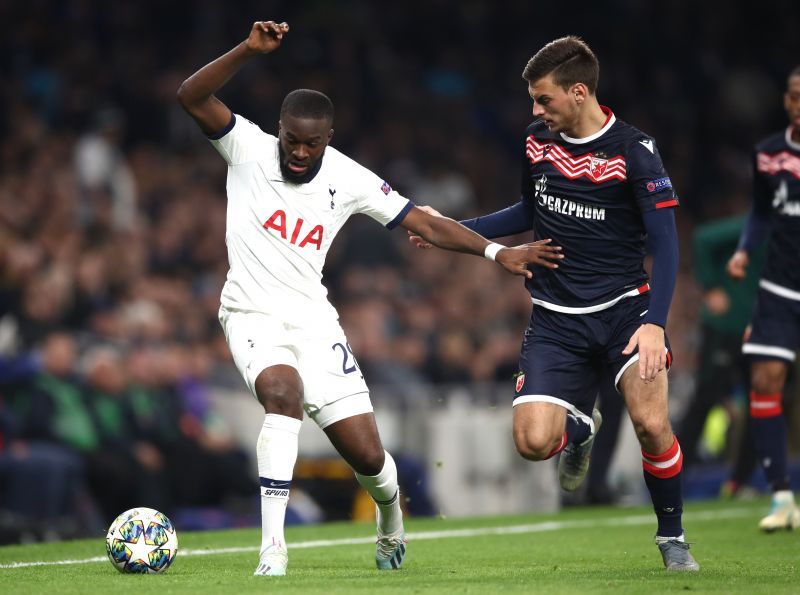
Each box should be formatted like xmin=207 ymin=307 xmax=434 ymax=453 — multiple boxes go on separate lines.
xmin=521 ymin=107 xmax=679 ymax=310
xmin=751 ymin=127 xmax=800 ymax=294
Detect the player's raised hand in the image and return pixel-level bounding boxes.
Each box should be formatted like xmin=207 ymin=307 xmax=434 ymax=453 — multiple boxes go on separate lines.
xmin=726 ymin=249 xmax=749 ymax=280
xmin=408 ymin=205 xmax=443 ymax=249
xmin=495 ymin=239 xmax=564 ymax=278
xmin=622 ymin=323 xmax=666 ymax=383
xmin=245 ymin=21 xmax=289 ymax=53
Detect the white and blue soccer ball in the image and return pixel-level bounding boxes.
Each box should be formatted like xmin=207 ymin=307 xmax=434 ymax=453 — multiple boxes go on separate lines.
xmin=105 ymin=507 xmax=179 ymax=573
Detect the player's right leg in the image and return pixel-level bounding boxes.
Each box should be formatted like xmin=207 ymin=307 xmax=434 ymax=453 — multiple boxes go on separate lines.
xmin=558 ymin=407 xmax=602 ymax=491
xmin=512 ymin=306 xmax=600 ymax=488
xmin=218 ymin=307 xmax=303 ymax=576
xmin=511 ymin=401 xmax=570 ymax=461
xmin=251 ymin=365 xmax=303 ymax=576
xmin=511 ymin=400 xmax=601 ymax=489
xmin=741 ymin=288 xmax=799 ymax=532
xmin=585 ymin=375 xmax=625 ymax=504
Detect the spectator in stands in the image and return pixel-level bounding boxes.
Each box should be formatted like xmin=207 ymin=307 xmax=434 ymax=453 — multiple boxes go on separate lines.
xmin=1 ymin=333 xmax=100 ymax=541
xmin=81 ymin=345 xmax=171 ymax=519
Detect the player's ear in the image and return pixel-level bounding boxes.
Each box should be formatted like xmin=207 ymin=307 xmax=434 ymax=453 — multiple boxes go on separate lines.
xmin=327 ymin=128 xmax=334 ymax=142
xmin=571 ymin=83 xmax=588 ymax=104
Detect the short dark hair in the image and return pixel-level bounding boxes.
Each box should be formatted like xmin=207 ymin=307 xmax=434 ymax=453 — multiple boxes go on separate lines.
xmin=280 ymin=89 xmax=334 ymax=124
xmin=789 ymin=65 xmax=800 ymax=83
xmin=522 ymin=36 xmax=599 ymax=94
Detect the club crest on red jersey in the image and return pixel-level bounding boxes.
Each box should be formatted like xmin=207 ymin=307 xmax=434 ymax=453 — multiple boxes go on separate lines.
xmin=589 ymin=155 xmax=608 ymax=180
xmin=515 ymin=373 xmax=526 ymax=393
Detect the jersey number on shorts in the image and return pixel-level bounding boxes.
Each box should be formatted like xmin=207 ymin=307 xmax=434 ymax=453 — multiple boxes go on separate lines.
xmin=332 ymin=342 xmax=361 ymax=374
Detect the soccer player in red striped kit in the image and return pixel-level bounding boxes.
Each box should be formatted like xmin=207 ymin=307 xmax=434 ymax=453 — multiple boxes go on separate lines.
xmin=727 ymin=65 xmax=800 ymax=532
xmin=412 ymin=36 xmax=698 ymax=571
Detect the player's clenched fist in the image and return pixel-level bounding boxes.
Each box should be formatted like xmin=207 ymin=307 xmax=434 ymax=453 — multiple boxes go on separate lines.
xmin=245 ymin=21 xmax=289 ymax=53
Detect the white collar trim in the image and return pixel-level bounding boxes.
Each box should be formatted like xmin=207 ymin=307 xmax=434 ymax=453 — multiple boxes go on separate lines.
xmin=560 ymin=109 xmax=616 ymax=145
xmin=786 ymin=126 xmax=800 ymax=151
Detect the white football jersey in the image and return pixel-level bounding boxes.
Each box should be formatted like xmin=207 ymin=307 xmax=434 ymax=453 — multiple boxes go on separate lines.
xmin=209 ymin=114 xmax=412 ymax=324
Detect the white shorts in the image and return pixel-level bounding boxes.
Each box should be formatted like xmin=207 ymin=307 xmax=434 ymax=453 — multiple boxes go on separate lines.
xmin=218 ymin=306 xmax=372 ymax=429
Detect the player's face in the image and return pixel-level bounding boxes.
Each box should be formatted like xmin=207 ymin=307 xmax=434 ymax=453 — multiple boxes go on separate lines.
xmin=785 ymin=75 xmax=800 ymax=130
xmin=528 ymin=75 xmax=580 ymax=134
xmin=278 ymin=115 xmax=333 ymax=183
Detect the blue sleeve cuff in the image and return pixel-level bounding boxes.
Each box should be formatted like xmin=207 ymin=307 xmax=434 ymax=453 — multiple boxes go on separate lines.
xmin=386 ymin=200 xmax=414 ymax=230
xmin=206 ymin=114 xmax=236 ymax=140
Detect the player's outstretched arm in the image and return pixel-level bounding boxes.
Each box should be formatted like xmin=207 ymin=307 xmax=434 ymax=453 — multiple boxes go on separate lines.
xmin=400 ymin=206 xmax=562 ymax=277
xmin=728 ymin=157 xmax=772 ymax=280
xmin=407 ymin=205 xmax=441 ymax=249
xmin=177 ymin=21 xmax=289 ymax=134
xmin=409 ymin=202 xmax=534 ymax=249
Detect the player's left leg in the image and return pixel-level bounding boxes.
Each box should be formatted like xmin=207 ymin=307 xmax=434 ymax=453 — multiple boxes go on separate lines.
xmin=321 ymin=407 xmax=406 ymax=570
xmin=748 ymin=358 xmax=799 ymax=531
xmin=585 ymin=375 xmax=625 ymax=504
xmin=297 ymin=319 xmax=405 ymax=570
xmin=619 ymin=366 xmax=698 ymax=571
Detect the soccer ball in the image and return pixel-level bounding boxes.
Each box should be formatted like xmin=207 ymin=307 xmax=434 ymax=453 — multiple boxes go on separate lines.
xmin=105 ymin=507 xmax=179 ymax=573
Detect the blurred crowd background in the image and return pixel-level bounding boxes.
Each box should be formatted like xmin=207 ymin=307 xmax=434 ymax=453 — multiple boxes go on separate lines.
xmin=1 ymin=0 xmax=799 ymax=542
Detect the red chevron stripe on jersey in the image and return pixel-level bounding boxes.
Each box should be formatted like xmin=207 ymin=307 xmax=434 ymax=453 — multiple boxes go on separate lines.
xmin=527 ymin=135 xmax=627 ymax=183
xmin=757 ymin=150 xmax=800 ymax=180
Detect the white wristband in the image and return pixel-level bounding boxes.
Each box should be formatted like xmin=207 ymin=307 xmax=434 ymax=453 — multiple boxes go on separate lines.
xmin=483 ymin=243 xmax=503 ymax=261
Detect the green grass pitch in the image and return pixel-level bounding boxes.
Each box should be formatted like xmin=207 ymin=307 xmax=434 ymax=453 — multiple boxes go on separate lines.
xmin=1 ymin=498 xmax=798 ymax=594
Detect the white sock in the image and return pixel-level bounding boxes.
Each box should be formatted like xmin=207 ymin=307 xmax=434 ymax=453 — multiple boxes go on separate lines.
xmin=655 ymin=533 xmax=685 ymax=544
xmin=355 ymin=450 xmax=404 ymax=535
xmin=257 ymin=414 xmax=301 ymax=557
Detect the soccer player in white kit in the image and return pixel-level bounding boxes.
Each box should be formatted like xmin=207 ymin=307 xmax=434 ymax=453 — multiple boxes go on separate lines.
xmin=177 ymin=20 xmax=564 ymax=576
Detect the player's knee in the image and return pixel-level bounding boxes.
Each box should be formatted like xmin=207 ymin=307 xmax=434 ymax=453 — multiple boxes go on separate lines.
xmin=632 ymin=416 xmax=670 ymax=445
xmin=352 ymin=447 xmax=385 ymax=476
xmin=750 ymin=364 xmax=786 ymax=395
xmin=254 ymin=367 xmax=303 ymax=416
xmin=513 ymin=428 xmax=559 ymax=461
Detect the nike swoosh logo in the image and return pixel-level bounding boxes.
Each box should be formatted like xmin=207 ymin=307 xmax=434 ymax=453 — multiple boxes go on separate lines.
xmin=639 ymin=139 xmax=654 ymax=153
xmin=260 ymin=478 xmax=291 ymax=488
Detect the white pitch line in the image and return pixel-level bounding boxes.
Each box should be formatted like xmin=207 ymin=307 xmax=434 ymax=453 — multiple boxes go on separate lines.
xmin=0 ymin=555 xmax=108 ymax=569
xmin=0 ymin=507 xmax=754 ymax=570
